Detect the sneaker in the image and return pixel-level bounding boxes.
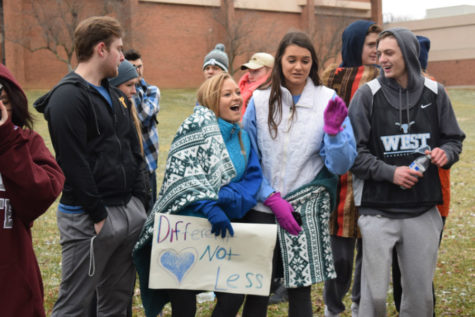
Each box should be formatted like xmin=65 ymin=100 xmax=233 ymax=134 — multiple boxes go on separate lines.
xmin=268 ymin=284 xmax=288 ymax=304
xmin=324 ymin=306 xmax=340 ymax=317
xmin=351 ymin=302 xmax=359 ymax=317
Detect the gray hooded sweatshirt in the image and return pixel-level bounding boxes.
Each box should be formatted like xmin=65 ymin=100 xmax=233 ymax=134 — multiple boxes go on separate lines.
xmin=348 ymin=27 xmax=465 ymax=218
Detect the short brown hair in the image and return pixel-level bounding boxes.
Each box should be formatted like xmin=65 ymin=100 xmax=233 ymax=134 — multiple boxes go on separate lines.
xmin=74 ymin=16 xmax=123 ymax=62
xmin=377 ymin=31 xmax=396 ymax=47
xmin=268 ymin=31 xmax=320 ymax=138
xmin=368 ymin=24 xmax=382 ymax=35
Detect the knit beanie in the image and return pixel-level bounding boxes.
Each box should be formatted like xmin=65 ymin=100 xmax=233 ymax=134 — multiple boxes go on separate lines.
xmin=416 ymin=35 xmax=430 ymax=71
xmin=108 ymin=60 xmax=138 ymax=87
xmin=203 ymin=43 xmax=229 ymax=72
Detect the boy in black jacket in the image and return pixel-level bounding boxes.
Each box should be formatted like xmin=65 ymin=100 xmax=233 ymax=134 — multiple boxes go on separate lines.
xmin=35 ymin=16 xmax=149 ymax=316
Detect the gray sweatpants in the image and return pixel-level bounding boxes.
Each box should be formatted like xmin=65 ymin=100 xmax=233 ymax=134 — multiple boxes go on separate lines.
xmin=358 ymin=207 xmax=443 ymax=317
xmin=52 ymin=197 xmax=147 ymax=317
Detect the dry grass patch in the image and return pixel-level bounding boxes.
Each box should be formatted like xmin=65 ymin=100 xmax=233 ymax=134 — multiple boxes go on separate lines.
xmin=28 ymin=88 xmax=474 ymax=316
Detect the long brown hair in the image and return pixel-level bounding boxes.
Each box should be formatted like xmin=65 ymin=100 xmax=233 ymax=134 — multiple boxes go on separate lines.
xmin=129 ymin=99 xmax=144 ymax=155
xmin=267 ymin=31 xmax=321 ymax=138
xmin=0 ymin=78 xmax=33 ymax=130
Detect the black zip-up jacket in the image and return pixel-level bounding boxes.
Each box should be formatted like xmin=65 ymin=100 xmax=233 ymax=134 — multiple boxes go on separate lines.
xmin=35 ymin=72 xmax=150 ymax=223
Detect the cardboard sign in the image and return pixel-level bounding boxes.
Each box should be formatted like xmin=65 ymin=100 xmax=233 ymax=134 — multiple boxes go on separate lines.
xmin=149 ymin=214 xmax=277 ymax=296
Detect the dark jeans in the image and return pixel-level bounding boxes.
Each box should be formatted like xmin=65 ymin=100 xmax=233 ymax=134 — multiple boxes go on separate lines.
xmin=210 ymin=210 xmax=277 ymax=317
xmin=323 ymin=236 xmax=362 ymax=314
xmin=168 ymin=289 xmax=199 ymax=317
xmin=222 ymin=210 xmax=313 ymax=317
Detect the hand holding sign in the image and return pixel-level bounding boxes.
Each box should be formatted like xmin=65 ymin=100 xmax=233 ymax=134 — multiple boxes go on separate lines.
xmin=150 ymin=214 xmax=277 ymax=296
xmin=206 ymin=206 xmax=234 ymax=238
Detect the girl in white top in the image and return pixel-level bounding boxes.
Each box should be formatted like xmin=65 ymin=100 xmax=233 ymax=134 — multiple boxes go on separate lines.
xmin=241 ymin=31 xmax=357 ymax=317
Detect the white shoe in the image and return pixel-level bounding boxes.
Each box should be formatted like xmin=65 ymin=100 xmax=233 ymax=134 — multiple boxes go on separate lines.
xmin=350 ymin=302 xmax=359 ymax=317
xmin=324 ymin=306 xmax=340 ymax=317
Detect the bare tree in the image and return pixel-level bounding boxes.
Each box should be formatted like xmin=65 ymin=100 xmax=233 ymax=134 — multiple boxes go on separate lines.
xmin=383 ymin=12 xmax=413 ymax=23
xmin=304 ymin=0 xmax=379 ymax=69
xmin=310 ymin=13 xmax=355 ymax=68
xmin=211 ymin=0 xmax=355 ymax=75
xmin=210 ymin=0 xmax=250 ymax=74
xmin=210 ymin=0 xmax=279 ymax=75
xmin=5 ymin=0 xmax=136 ymax=71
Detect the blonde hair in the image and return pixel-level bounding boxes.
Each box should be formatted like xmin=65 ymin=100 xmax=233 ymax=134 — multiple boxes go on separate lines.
xmin=368 ymin=24 xmax=382 ymax=35
xmin=130 ymin=99 xmax=144 ymax=155
xmin=197 ymin=72 xmax=231 ymax=117
xmin=196 ymin=73 xmax=247 ymax=160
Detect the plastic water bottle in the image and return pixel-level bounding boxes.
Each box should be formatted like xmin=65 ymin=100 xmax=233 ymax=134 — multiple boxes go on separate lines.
xmin=196 ymin=291 xmax=216 ymax=303
xmin=401 ymin=154 xmax=431 ymax=190
xmin=408 ymin=154 xmax=431 ymax=173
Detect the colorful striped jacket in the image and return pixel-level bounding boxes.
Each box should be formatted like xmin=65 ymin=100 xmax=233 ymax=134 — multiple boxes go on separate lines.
xmin=322 ymin=65 xmax=379 ymax=237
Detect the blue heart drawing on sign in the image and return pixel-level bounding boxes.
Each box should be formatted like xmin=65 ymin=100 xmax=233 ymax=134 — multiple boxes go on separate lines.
xmin=160 ymin=248 xmax=196 ymax=283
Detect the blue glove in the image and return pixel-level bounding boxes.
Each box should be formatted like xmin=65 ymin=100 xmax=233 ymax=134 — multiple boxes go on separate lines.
xmin=202 ymin=204 xmax=234 ymax=238
xmin=218 ymin=184 xmax=257 ymax=219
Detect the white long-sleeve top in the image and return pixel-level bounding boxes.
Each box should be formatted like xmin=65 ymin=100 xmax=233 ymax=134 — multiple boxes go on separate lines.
xmin=243 ymin=78 xmax=357 ymax=213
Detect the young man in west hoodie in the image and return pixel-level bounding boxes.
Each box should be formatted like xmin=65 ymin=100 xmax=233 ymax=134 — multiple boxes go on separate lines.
xmin=34 ymin=16 xmax=150 ymax=316
xmin=321 ymin=20 xmax=381 ymax=317
xmin=348 ymin=28 xmax=465 ymax=317
xmin=0 ymin=64 xmax=65 ymax=317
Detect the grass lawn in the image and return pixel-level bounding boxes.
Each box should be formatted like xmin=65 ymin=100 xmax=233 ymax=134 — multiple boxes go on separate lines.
xmin=27 ymin=88 xmax=474 ymax=316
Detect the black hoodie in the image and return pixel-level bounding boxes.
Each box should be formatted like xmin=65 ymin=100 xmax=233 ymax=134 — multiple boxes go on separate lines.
xmin=35 ymin=72 xmax=150 ymax=223
xmin=340 ymin=20 xmax=376 ymax=67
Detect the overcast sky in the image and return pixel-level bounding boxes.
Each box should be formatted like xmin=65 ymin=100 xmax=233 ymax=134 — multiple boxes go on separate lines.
xmin=382 ymin=0 xmax=475 ymax=20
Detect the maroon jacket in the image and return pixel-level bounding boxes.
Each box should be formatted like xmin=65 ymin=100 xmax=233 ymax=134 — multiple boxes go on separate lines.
xmin=0 ymin=117 xmax=64 ymax=316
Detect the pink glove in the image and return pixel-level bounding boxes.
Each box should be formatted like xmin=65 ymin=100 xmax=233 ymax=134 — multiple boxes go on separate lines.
xmin=323 ymin=95 xmax=348 ymax=135
xmin=264 ymin=192 xmax=302 ymax=236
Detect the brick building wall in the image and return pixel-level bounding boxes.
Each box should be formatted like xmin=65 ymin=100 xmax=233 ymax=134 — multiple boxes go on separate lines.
xmin=2 ymin=0 xmax=377 ymax=89
xmin=385 ymin=13 xmax=475 ymax=87
xmin=131 ymin=3 xmax=304 ymax=88
xmin=427 ymin=59 xmax=475 ymax=87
